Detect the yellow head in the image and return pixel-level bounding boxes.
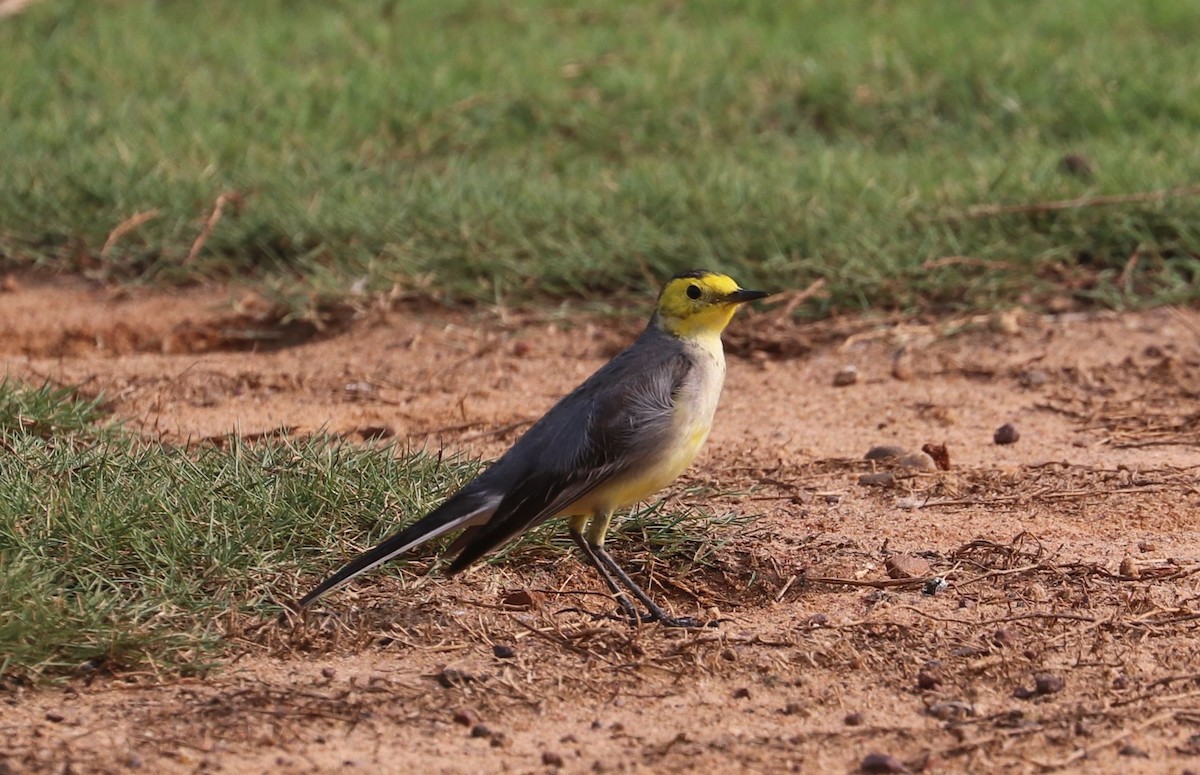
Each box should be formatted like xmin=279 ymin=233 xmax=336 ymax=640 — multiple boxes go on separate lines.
xmin=654 ymin=270 xmax=769 ymax=339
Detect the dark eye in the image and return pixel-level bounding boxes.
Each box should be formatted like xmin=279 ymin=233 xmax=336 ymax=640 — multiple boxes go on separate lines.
xmin=685 ymin=284 xmax=702 ymax=300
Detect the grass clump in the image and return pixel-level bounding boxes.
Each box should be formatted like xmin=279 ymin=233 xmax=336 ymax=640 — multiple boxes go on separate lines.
xmin=0 ymin=380 xmax=479 ymax=676
xmin=0 ymin=381 xmax=739 ymax=677
xmin=0 ymin=1 xmax=1198 ymax=313
xmin=0 ymin=380 xmax=110 ymax=437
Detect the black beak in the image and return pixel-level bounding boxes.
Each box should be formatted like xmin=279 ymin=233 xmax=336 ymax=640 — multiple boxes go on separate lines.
xmin=726 ymin=288 xmax=770 ymax=304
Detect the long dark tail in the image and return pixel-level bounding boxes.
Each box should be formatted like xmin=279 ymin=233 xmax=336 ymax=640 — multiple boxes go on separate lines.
xmin=292 ymin=491 xmax=499 ymax=610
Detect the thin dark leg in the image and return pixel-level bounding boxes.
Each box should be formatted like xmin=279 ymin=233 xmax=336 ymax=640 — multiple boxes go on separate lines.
xmin=589 ymin=542 xmax=708 ymax=629
xmin=569 ymin=527 xmax=641 ymax=622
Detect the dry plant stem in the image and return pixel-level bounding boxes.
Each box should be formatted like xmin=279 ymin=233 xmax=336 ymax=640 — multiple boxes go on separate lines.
xmin=100 ymin=209 xmax=160 ymax=259
xmin=938 ymin=184 xmax=1200 ymax=221
xmin=184 ymin=191 xmax=238 ymax=265
xmin=955 ymin=563 xmax=1044 ymax=589
xmin=762 ymin=277 xmax=828 ymax=322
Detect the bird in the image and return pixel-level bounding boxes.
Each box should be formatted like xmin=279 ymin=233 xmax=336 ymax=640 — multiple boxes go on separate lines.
xmin=290 ymin=270 xmax=769 ymax=627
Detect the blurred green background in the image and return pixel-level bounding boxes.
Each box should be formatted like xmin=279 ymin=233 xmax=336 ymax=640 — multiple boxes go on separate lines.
xmin=2 ymin=0 xmax=1198 ymax=314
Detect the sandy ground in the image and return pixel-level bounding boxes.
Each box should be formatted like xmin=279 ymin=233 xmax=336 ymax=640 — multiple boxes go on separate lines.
xmin=1 ymin=276 xmax=1199 ymax=774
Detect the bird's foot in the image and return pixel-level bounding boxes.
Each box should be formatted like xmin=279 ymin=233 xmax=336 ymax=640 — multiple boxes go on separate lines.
xmin=620 ymin=609 xmax=717 ymax=629
xmin=653 ymin=614 xmax=718 ymax=629
xmin=552 ymin=607 xmax=710 ymax=633
xmin=554 ymin=603 xmax=718 ymax=629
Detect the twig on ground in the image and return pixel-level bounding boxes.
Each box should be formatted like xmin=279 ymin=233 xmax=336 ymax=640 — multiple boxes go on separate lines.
xmin=802 ymin=575 xmax=930 ymax=590
xmin=894 ymin=606 xmax=1100 ymax=627
xmin=954 ymin=563 xmax=1044 ymax=588
xmin=1033 ymin=710 xmax=1177 ymax=771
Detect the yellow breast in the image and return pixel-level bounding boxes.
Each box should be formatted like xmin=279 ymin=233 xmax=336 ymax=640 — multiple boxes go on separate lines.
xmin=575 ymin=332 xmax=727 ymax=513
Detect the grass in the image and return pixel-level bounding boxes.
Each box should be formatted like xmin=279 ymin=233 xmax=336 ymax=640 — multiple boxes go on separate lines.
xmin=2 ymin=0 xmax=1199 ymax=314
xmin=0 ymin=380 xmax=742 ymax=678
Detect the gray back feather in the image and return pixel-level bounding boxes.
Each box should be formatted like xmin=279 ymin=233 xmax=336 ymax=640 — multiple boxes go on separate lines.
xmin=445 ymin=323 xmax=692 ymax=571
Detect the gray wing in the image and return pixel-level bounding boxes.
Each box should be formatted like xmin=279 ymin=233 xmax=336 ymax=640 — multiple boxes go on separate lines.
xmin=445 ymin=327 xmax=691 ymax=572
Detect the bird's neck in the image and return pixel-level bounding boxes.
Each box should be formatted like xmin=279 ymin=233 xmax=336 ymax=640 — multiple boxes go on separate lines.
xmin=654 ymin=307 xmax=736 ymax=342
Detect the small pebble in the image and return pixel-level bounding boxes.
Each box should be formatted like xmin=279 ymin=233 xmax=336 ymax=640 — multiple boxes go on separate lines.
xmin=732 ymin=687 xmax=751 ymax=700
xmin=923 ymin=577 xmax=948 ymax=596
xmin=916 ymin=667 xmax=943 ymax=691
xmin=542 ymin=750 xmax=566 ymax=767
xmin=833 ymin=365 xmax=859 ymax=387
xmin=898 ymin=452 xmax=936 ymax=471
xmin=44 ymin=711 xmax=65 ymax=723
xmin=1034 ymin=673 xmax=1065 ymax=695
xmin=453 ymin=709 xmax=478 ymax=727
xmin=920 ymin=443 xmax=951 ymax=470
xmin=358 ymin=425 xmax=395 ymax=440
xmin=492 ymin=644 xmax=516 ymax=659
xmin=343 ymin=381 xmax=375 ymax=397
xmin=885 ymin=555 xmax=931 ymax=580
xmin=864 ymin=445 xmax=908 ymax=461
xmin=858 ymin=471 xmax=895 ymax=487
xmin=321 ymin=667 xmax=336 ymax=680
xmin=437 ymin=667 xmax=475 ymax=688
xmin=859 ymin=752 xmax=907 ymax=773
xmin=844 ymin=711 xmax=863 ymax=726
xmin=470 ymin=724 xmax=492 ymax=738
xmin=926 ymin=702 xmax=973 ymax=721
xmin=1018 ymin=369 xmax=1049 ymax=388
xmin=993 ymin=423 xmax=1020 ymax=445
xmin=990 ymin=309 xmax=1022 ymax=335
xmin=1118 ymin=743 xmax=1149 ymax=758
xmin=891 ymin=348 xmax=913 ymax=381
xmin=500 ymin=588 xmax=538 ymax=609
xmin=1119 ymin=557 xmax=1139 ymax=578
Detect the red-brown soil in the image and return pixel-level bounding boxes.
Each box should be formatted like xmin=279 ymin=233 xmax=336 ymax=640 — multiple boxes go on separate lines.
xmin=1 ymin=277 xmax=1198 ymax=774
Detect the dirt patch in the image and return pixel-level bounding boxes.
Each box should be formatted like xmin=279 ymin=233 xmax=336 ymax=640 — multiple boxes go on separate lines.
xmin=2 ymin=277 xmax=1199 ymax=774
